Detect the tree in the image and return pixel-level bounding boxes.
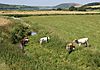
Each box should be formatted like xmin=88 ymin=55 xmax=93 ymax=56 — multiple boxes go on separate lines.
xmin=57 ymin=8 xmax=62 ymax=11
xmin=11 ymin=24 xmax=29 ymax=44
xmin=77 ymin=7 xmax=86 ymax=11
xmin=69 ymin=6 xmax=77 ymax=11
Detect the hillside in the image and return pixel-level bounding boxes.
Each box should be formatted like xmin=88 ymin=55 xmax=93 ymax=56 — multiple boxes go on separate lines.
xmin=0 ymin=3 xmax=39 ymax=10
xmin=1 ymin=2 xmax=100 ymax=11
xmin=53 ymin=3 xmax=81 ymax=9
xmin=83 ymin=2 xmax=100 ymax=7
xmin=81 ymin=2 xmax=100 ymax=9
xmin=0 ymin=3 xmax=81 ymax=10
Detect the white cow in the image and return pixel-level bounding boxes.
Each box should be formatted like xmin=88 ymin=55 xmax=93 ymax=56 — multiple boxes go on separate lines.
xmin=40 ymin=37 xmax=50 ymax=44
xmin=73 ymin=38 xmax=89 ymax=47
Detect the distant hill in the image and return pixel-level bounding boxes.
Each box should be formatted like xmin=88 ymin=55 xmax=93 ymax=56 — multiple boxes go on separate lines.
xmin=80 ymin=2 xmax=100 ymax=10
xmin=81 ymin=2 xmax=100 ymax=8
xmin=0 ymin=3 xmax=81 ymax=10
xmin=0 ymin=3 xmax=39 ymax=10
xmin=1 ymin=2 xmax=100 ymax=11
xmin=53 ymin=3 xmax=81 ymax=9
xmin=82 ymin=2 xmax=100 ymax=7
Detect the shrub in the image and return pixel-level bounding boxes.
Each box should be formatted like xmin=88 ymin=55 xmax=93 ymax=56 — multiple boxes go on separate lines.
xmin=77 ymin=7 xmax=86 ymax=11
xmin=10 ymin=24 xmax=29 ymax=44
xmin=57 ymin=8 xmax=62 ymax=11
xmin=69 ymin=6 xmax=77 ymax=11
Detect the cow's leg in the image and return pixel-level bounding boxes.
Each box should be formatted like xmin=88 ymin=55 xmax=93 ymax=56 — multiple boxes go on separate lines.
xmin=85 ymin=42 xmax=87 ymax=47
xmin=40 ymin=40 xmax=42 ymax=44
xmin=79 ymin=43 xmax=81 ymax=46
xmin=69 ymin=50 xmax=72 ymax=54
xmin=68 ymin=47 xmax=73 ymax=54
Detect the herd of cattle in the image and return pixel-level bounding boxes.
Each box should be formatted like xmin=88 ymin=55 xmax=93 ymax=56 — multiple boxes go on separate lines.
xmin=19 ymin=32 xmax=89 ymax=54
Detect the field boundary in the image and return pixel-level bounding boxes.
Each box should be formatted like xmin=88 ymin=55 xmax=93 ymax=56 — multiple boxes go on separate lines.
xmin=0 ymin=11 xmax=100 ymax=17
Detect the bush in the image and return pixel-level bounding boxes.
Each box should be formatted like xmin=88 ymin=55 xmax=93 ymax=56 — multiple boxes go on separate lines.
xmin=69 ymin=6 xmax=77 ymax=11
xmin=77 ymin=7 xmax=86 ymax=11
xmin=10 ymin=24 xmax=29 ymax=44
xmin=57 ymin=8 xmax=62 ymax=11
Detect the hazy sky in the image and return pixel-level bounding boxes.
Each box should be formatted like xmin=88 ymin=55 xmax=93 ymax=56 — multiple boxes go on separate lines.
xmin=0 ymin=0 xmax=100 ymax=6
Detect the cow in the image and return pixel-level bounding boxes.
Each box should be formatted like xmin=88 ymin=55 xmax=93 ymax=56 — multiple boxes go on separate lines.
xmin=39 ymin=37 xmax=50 ymax=44
xmin=19 ymin=37 xmax=29 ymax=53
xmin=73 ymin=38 xmax=89 ymax=47
xmin=66 ymin=42 xmax=75 ymax=54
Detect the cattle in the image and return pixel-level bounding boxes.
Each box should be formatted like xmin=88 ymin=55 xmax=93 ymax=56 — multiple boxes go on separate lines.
xmin=66 ymin=42 xmax=75 ymax=54
xmin=22 ymin=37 xmax=29 ymax=46
xmin=39 ymin=37 xmax=50 ymax=44
xmin=20 ymin=37 xmax=29 ymax=48
xmin=19 ymin=37 xmax=29 ymax=53
xmin=73 ymin=38 xmax=89 ymax=47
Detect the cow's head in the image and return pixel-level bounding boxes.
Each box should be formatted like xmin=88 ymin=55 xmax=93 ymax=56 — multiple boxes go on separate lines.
xmin=73 ymin=39 xmax=78 ymax=44
xmin=48 ymin=37 xmax=50 ymax=40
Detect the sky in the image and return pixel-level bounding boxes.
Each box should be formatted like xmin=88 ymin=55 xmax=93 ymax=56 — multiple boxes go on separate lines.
xmin=0 ymin=0 xmax=100 ymax=6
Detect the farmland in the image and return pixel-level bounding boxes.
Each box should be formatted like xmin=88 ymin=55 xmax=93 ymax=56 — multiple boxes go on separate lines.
xmin=0 ymin=15 xmax=100 ymax=70
xmin=0 ymin=11 xmax=100 ymax=15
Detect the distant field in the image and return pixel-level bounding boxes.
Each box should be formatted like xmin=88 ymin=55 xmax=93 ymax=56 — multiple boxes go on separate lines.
xmin=87 ymin=5 xmax=100 ymax=8
xmin=0 ymin=11 xmax=100 ymax=15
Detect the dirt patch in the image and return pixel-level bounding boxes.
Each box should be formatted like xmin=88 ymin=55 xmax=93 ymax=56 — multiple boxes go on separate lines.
xmin=0 ymin=17 xmax=11 ymax=26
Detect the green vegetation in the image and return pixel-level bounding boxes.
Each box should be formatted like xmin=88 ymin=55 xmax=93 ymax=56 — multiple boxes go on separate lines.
xmin=0 ymin=15 xmax=100 ymax=70
xmin=53 ymin=3 xmax=80 ymax=9
xmin=10 ymin=23 xmax=29 ymax=44
xmin=69 ymin=6 xmax=86 ymax=11
xmin=69 ymin=6 xmax=77 ymax=11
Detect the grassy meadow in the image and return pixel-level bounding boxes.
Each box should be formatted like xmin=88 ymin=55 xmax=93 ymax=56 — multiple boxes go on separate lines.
xmin=0 ymin=15 xmax=100 ymax=70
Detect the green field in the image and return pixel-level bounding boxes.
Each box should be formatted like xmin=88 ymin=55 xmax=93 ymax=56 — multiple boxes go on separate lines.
xmin=0 ymin=15 xmax=100 ymax=70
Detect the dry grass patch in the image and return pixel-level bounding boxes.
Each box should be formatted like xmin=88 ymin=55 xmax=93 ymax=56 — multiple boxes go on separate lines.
xmin=87 ymin=5 xmax=100 ymax=8
xmin=0 ymin=11 xmax=100 ymax=15
xmin=0 ymin=17 xmax=11 ymax=26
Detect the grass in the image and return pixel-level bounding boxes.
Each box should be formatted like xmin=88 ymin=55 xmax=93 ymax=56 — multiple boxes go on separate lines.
xmin=22 ymin=15 xmax=100 ymax=70
xmin=0 ymin=15 xmax=100 ymax=70
xmin=0 ymin=16 xmax=12 ymax=26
